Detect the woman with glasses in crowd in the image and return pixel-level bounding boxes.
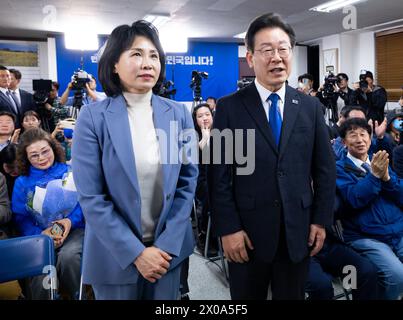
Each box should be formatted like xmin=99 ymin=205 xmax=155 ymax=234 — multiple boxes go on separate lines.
xmin=11 ymin=128 xmax=84 ymax=299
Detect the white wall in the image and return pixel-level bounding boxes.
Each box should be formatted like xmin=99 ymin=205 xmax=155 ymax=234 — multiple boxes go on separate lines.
xmin=288 ymin=45 xmax=308 ymax=88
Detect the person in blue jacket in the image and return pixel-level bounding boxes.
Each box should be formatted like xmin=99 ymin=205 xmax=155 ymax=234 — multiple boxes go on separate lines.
xmin=72 ymin=20 xmax=198 ymax=300
xmin=336 ymin=117 xmax=403 ymax=300
xmin=12 ymin=127 xmax=85 ymax=299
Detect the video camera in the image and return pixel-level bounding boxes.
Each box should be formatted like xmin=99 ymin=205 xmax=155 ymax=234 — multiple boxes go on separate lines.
xmin=32 ymin=79 xmax=53 ymax=105
xmin=71 ymin=69 xmax=92 ymax=91
xmin=322 ymin=72 xmax=341 ymax=99
xmin=190 ymin=70 xmax=208 ymax=101
xmin=159 ymin=80 xmax=177 ymax=99
xmin=359 ymin=70 xmax=369 ymax=90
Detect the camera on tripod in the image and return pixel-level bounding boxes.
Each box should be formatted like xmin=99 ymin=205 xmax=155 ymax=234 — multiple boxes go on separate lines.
xmin=190 ymin=70 xmax=208 ymax=101
xmin=322 ymin=72 xmax=340 ymax=99
xmin=71 ymin=69 xmax=91 ymax=91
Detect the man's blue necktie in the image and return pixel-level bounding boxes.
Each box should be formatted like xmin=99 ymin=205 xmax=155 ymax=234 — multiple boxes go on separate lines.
xmin=6 ymin=90 xmax=19 ymax=115
xmin=268 ymin=93 xmax=282 ymax=147
xmin=361 ymin=162 xmax=372 ymax=174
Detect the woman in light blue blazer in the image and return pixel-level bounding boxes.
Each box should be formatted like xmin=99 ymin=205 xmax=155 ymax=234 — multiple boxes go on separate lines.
xmin=72 ymin=20 xmax=198 ymax=300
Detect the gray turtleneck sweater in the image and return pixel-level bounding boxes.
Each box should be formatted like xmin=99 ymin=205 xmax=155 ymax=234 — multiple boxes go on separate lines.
xmin=123 ymin=90 xmax=163 ymax=242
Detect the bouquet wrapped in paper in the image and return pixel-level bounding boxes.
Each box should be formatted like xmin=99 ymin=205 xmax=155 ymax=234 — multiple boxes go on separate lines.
xmin=26 ymin=171 xmax=78 ymax=229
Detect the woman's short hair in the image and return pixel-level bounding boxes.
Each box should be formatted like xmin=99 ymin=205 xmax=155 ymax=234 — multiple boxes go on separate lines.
xmin=99 ymin=20 xmax=166 ymax=97
xmin=16 ymin=128 xmax=65 ymax=176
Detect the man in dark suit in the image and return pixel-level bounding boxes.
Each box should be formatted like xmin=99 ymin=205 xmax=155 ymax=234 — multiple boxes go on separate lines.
xmin=9 ymin=68 xmax=37 ymax=117
xmin=0 ymin=66 xmax=22 ymax=128
xmin=210 ymin=13 xmax=336 ymax=300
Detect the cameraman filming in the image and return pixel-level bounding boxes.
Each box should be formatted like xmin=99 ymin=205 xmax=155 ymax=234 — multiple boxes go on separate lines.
xmin=317 ymin=73 xmax=358 ymax=117
xmin=34 ymin=81 xmax=70 ymax=133
xmin=60 ymin=74 xmax=106 ymax=107
xmin=354 ymin=70 xmax=387 ymax=123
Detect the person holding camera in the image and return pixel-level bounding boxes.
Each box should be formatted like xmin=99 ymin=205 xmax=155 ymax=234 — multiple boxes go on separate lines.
xmin=60 ymin=74 xmax=106 ymax=107
xmin=35 ymin=81 xmax=70 ymax=133
xmin=72 ymin=20 xmax=198 ymax=300
xmin=354 ymin=71 xmax=387 ymax=123
xmin=11 ymin=128 xmax=85 ymax=299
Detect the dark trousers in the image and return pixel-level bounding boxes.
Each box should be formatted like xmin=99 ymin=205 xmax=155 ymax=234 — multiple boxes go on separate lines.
xmin=305 ymin=238 xmax=378 ymax=300
xmin=228 ymin=227 xmax=309 ymax=300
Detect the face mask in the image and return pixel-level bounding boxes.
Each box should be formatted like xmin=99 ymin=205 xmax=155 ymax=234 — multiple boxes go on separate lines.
xmin=392 ymin=118 xmax=403 ymax=132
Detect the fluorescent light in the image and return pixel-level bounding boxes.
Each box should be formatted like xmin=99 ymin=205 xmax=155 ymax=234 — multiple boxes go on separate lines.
xmin=64 ymin=31 xmax=99 ymax=50
xmin=234 ymin=31 xmax=246 ymax=39
xmin=160 ymin=30 xmax=188 ymax=53
xmin=310 ymin=0 xmax=366 ymax=13
xmin=144 ymin=14 xmax=171 ymax=29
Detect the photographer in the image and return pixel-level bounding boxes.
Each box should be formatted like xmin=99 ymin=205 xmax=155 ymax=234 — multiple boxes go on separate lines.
xmin=60 ymin=74 xmax=106 ymax=107
xmin=317 ymin=73 xmax=359 ymax=121
xmin=36 ymin=81 xmax=70 ymax=133
xmin=354 ymin=70 xmax=387 ymax=123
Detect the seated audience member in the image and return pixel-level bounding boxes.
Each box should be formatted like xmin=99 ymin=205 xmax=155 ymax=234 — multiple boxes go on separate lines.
xmin=336 ymin=118 xmax=403 ymax=300
xmin=0 ymin=111 xmax=19 ymax=151
xmin=21 ymin=110 xmax=41 ymax=132
xmin=332 ymin=106 xmax=392 ymax=161
xmin=0 ymin=143 xmax=18 ymax=200
xmin=0 ymin=172 xmax=11 ymax=239
xmin=12 ymin=128 xmax=84 ymax=299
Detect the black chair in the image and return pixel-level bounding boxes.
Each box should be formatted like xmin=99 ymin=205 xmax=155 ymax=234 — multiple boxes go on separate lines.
xmin=0 ymin=234 xmax=57 ymax=299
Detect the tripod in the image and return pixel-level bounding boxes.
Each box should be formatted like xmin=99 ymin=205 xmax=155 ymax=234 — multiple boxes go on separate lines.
xmin=324 ymin=96 xmax=338 ymax=126
xmin=71 ymin=89 xmax=84 ymax=119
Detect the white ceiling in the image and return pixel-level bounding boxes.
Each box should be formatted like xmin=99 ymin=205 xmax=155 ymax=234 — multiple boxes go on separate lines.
xmin=0 ymin=0 xmax=402 ymax=42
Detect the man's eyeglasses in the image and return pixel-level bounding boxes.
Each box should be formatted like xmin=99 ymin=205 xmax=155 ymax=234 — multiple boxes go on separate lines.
xmin=255 ymin=46 xmax=292 ymax=58
xmin=28 ymin=148 xmax=52 ymax=162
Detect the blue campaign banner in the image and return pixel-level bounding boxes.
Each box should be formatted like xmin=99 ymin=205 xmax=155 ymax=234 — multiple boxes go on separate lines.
xmin=165 ymin=41 xmax=239 ymax=102
xmin=55 ymin=37 xmax=238 ymax=102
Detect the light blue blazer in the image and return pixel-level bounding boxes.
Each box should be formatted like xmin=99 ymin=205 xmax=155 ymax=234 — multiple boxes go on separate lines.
xmin=72 ymin=94 xmax=198 ymax=285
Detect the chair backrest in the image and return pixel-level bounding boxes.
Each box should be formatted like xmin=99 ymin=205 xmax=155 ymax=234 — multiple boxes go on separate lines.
xmin=0 ymin=234 xmax=55 ymax=283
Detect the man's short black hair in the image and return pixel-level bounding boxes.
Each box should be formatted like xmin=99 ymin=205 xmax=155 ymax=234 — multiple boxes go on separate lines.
xmin=0 ymin=65 xmax=8 ymax=71
xmin=245 ymin=13 xmax=296 ymax=52
xmin=206 ymin=96 xmax=216 ymax=103
xmin=364 ymin=71 xmax=374 ymax=80
xmin=339 ymin=117 xmax=372 ymax=139
xmin=0 ymin=111 xmax=16 ymax=123
xmin=9 ymin=69 xmax=22 ymax=80
xmin=337 ymin=73 xmax=348 ymax=81
xmin=343 ymin=105 xmax=366 ymax=119
xmin=98 ymin=20 xmax=165 ymax=97
xmin=298 ymin=73 xmax=313 ymax=82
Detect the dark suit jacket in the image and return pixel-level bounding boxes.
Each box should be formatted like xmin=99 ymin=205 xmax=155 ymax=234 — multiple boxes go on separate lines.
xmin=0 ymin=90 xmax=21 ymax=128
xmin=210 ymin=83 xmax=336 ymax=263
xmin=19 ymin=89 xmax=37 ymax=115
